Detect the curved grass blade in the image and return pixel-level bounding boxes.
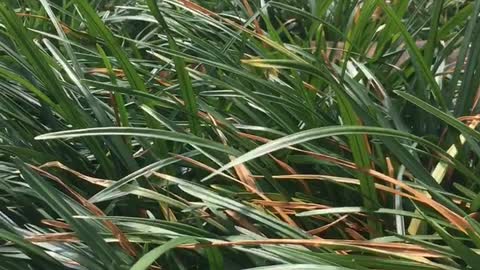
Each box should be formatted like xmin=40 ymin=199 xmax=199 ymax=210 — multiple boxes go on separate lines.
xmin=200 ymin=126 xmax=460 ymax=181
xmin=130 ymin=236 xmax=195 ymax=270
xmin=89 ymin=152 xmax=197 ymax=204
xmin=35 ymin=127 xmax=240 ymax=155
xmin=158 ymin=173 xmax=309 ymax=239
xmin=396 ymin=91 xmax=480 ymax=141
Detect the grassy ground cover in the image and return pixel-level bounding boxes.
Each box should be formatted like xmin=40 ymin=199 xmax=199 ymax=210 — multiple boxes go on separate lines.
xmin=0 ymin=0 xmax=480 ymax=269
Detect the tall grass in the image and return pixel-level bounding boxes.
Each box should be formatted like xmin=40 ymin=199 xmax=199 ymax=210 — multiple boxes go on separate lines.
xmin=0 ymin=0 xmax=479 ymax=269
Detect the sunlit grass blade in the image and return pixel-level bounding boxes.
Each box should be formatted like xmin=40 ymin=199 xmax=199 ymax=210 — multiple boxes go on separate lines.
xmin=35 ymin=127 xmax=240 ymax=155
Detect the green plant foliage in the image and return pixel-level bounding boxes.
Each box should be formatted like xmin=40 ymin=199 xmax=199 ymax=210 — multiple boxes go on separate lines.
xmin=0 ymin=0 xmax=479 ymax=269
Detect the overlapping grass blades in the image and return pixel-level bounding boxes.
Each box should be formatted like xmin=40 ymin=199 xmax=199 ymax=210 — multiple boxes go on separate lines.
xmin=0 ymin=0 xmax=479 ymax=269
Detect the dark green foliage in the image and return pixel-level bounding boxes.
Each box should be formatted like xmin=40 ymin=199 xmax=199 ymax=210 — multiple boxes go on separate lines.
xmin=0 ymin=0 xmax=479 ymax=269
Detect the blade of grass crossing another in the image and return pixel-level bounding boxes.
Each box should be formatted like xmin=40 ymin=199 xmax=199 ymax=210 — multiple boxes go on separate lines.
xmin=396 ymin=91 xmax=480 ymax=142
xmin=72 ymin=0 xmax=170 ymax=157
xmin=449 ymin=1 xmax=480 ymax=113
xmin=130 ymin=237 xmax=195 ymax=270
xmin=454 ymin=7 xmax=480 ymax=116
xmin=43 ymin=39 xmax=139 ymax=173
xmin=35 ymin=127 xmax=240 ymax=156
xmin=334 ymin=86 xmax=382 ymax=238
xmin=14 ymin=159 xmax=129 ymax=269
xmin=147 ymin=0 xmax=201 ymax=135
xmin=159 ymin=173 xmax=309 ymax=239
xmin=379 ymin=1 xmax=447 ymax=110
xmin=0 ymin=2 xmax=116 ymax=177
xmin=0 ymin=229 xmax=64 ymax=269
xmin=71 ymin=0 xmax=146 ymax=93
xmin=408 ymin=119 xmax=480 ymax=235
xmin=423 ymin=0 xmax=444 ymax=67
xmin=0 ymin=3 xmax=71 ymax=108
xmin=96 ymin=44 xmax=129 ymax=128
xmin=418 ymin=207 xmax=480 ymax=268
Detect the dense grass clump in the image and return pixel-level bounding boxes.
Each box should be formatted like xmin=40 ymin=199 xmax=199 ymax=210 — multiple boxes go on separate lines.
xmin=0 ymin=0 xmax=480 ymax=269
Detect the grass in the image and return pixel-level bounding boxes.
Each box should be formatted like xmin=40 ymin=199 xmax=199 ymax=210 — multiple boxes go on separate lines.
xmin=0 ymin=0 xmax=479 ymax=269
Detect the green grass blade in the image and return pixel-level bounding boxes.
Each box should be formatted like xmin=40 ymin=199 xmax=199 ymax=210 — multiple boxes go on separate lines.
xmin=130 ymin=237 xmax=195 ymax=270
xmin=146 ymin=0 xmax=201 ymax=135
xmin=71 ymin=0 xmax=146 ymax=93
xmin=161 ymin=174 xmax=309 ymax=239
xmin=35 ymin=127 xmax=240 ymax=155
xmin=420 ymin=207 xmax=480 ymax=268
xmin=96 ymin=44 xmax=129 ymax=127
xmin=14 ymin=158 xmax=129 ymax=268
xmin=396 ymin=91 xmax=480 ymax=142
xmin=0 ymin=229 xmax=64 ymax=269
xmin=379 ymin=1 xmax=446 ymax=110
xmin=335 ymin=89 xmax=382 ymax=237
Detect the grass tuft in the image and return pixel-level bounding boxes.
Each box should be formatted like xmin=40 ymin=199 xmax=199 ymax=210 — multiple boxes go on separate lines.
xmin=0 ymin=0 xmax=479 ymax=269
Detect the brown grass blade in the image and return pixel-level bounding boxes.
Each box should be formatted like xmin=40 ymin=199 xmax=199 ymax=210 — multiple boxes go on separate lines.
xmin=237 ymin=132 xmax=471 ymax=233
xmin=308 ymin=215 xmax=348 ymax=235
xmin=31 ymin=164 xmax=137 ymax=256
xmin=269 ymin=154 xmax=311 ymax=195
xmin=177 ymin=238 xmax=443 ymax=258
xmin=26 ymin=232 xmax=79 ymax=243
